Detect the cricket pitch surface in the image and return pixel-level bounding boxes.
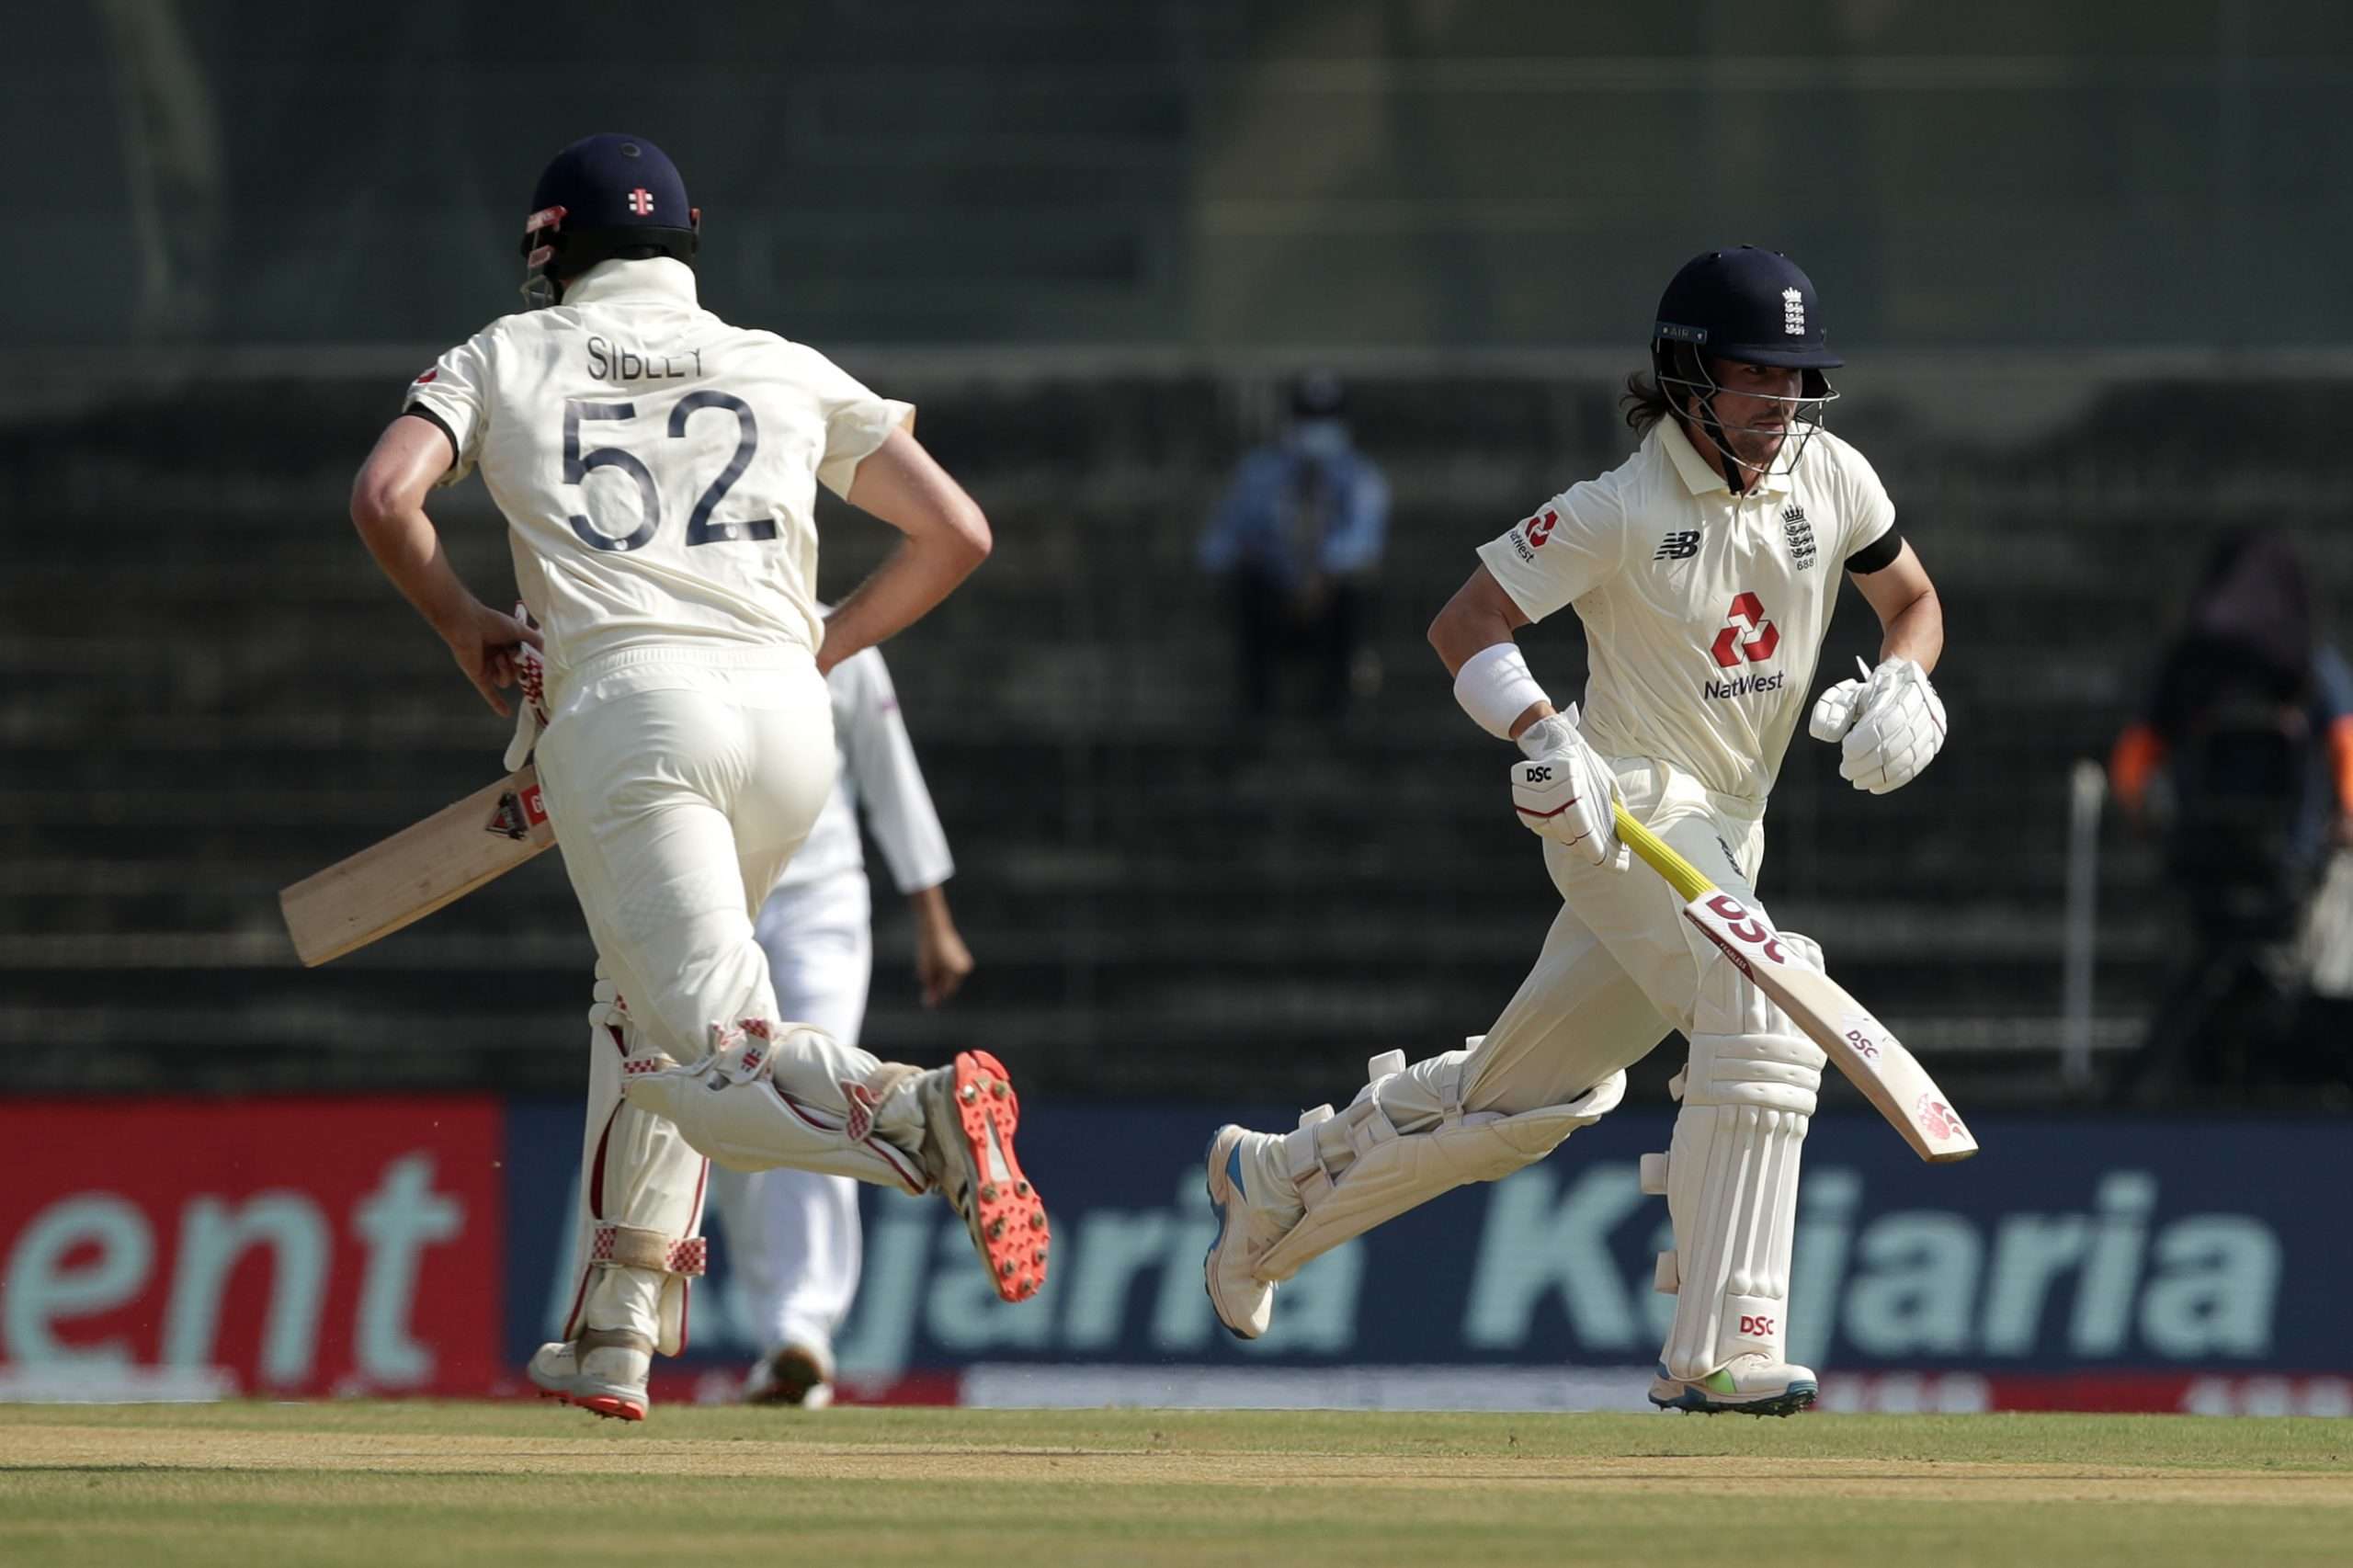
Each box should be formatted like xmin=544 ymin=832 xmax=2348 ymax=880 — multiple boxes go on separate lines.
xmin=2 ymin=1403 xmax=2347 ymax=1565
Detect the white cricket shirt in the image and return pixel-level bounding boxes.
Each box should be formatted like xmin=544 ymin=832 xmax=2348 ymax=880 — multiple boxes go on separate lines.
xmin=405 ymin=257 xmax=911 ymax=710
xmin=778 ymin=643 xmax=956 ymax=895
xmin=1477 ymin=419 xmax=1895 ymax=803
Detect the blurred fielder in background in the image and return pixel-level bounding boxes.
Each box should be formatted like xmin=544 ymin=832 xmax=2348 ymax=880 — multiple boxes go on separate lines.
xmin=1207 ymin=246 xmax=1948 ymax=1416
xmin=712 ymin=637 xmax=972 ymax=1408
xmin=348 ymin=132 xmax=1044 ymax=1424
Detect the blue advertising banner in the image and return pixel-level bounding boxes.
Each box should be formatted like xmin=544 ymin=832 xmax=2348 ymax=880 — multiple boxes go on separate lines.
xmin=502 ymin=1102 xmax=2347 ymax=1410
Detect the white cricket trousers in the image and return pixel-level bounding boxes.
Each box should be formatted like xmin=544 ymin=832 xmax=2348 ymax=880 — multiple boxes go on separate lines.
xmin=708 ymin=872 xmax=875 ymax=1363
xmin=537 ymin=661 xmax=880 ymax=1095
xmin=533 ymin=657 xmax=911 ymax=1355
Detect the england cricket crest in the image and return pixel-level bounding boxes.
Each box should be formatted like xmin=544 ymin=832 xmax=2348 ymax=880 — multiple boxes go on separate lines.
xmin=1782 ymin=504 xmax=1816 ymax=571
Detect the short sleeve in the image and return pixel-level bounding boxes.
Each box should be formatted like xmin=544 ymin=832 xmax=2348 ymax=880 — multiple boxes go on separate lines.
xmin=403 ymin=330 xmax=495 ymax=485
xmin=796 ymin=347 xmax=915 ymax=500
xmin=1836 ymin=442 xmax=1897 ymax=563
xmin=1472 ymin=477 xmax=1627 ymax=624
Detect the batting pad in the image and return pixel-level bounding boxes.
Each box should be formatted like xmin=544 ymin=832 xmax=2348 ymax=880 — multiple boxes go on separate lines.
xmin=620 ymin=1020 xmax=929 ymax=1193
xmin=1657 ymin=1027 xmax=1820 ymax=1380
xmin=565 ymin=973 xmax=709 ymax=1358
xmin=1254 ymin=1051 xmax=1625 ymax=1283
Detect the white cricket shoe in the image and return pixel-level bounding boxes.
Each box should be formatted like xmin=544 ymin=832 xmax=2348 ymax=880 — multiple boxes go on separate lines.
xmin=1202 ymin=1123 xmax=1302 ymax=1339
xmin=528 ymin=1328 xmax=653 ymax=1422
xmin=1648 ymin=1353 xmax=1818 ymax=1417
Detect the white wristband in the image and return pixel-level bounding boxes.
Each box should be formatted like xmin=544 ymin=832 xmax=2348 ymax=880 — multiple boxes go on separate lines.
xmin=1453 ymin=642 xmax=1550 ymax=741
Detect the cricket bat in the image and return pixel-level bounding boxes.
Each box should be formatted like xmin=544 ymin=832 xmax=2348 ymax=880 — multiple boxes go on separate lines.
xmin=1612 ymin=801 xmax=1978 ymax=1164
xmin=278 ymin=767 xmax=555 ymax=967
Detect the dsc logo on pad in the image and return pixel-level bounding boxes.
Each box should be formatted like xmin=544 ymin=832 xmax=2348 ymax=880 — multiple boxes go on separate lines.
xmin=1739 ymin=1313 xmax=1778 ymax=1338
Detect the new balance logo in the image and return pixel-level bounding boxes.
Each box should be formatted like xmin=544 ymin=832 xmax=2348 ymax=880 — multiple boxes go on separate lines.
xmin=1654 ymin=529 xmax=1700 ymax=562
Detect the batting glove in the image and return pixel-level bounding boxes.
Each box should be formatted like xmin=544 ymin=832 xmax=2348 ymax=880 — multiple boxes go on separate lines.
xmin=1511 ymin=706 xmax=1627 ymax=869
xmin=1810 ymin=655 xmax=1946 ymax=794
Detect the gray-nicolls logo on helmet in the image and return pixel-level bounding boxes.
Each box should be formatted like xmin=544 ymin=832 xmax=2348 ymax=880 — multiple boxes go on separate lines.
xmin=519 ymin=133 xmax=702 ymax=308
xmin=1634 ymin=246 xmax=1842 ymax=491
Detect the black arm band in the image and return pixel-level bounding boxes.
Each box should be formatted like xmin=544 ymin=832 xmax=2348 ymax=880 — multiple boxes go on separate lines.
xmin=1844 ymin=529 xmax=1904 ymax=575
xmin=400 ymin=403 xmax=460 ymax=471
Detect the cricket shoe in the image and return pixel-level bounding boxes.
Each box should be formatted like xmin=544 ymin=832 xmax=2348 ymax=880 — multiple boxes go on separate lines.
xmin=915 ymin=1051 xmax=1049 ymax=1302
xmin=1648 ymin=1354 xmax=1818 ymax=1417
xmin=744 ymin=1343 xmax=834 ymax=1409
xmin=528 ymin=1329 xmax=652 ymax=1422
xmin=1202 ymin=1123 xmax=1302 ymax=1339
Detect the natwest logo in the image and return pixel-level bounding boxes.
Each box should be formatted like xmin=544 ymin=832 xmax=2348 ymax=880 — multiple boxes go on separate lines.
xmin=1524 ymin=508 xmax=1559 ymax=548
xmin=1710 ymin=592 xmax=1779 ymax=668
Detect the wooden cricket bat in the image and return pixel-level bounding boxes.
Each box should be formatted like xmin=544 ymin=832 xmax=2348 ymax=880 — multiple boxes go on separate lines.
xmin=278 ymin=767 xmax=555 ymax=967
xmin=1612 ymin=801 xmax=1978 ymax=1164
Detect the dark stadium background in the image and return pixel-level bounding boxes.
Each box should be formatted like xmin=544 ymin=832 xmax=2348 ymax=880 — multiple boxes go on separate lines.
xmin=3 ymin=1 xmax=2347 ymax=1414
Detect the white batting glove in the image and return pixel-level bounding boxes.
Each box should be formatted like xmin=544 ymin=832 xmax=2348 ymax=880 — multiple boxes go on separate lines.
xmin=1511 ymin=706 xmax=1626 ymax=869
xmin=1812 ymin=655 xmax=1947 ymax=794
xmin=1807 ymin=657 xmax=1870 ymax=745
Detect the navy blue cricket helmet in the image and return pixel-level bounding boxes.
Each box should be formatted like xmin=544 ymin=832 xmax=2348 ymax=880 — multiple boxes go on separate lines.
xmin=1653 ymin=246 xmax=1839 ymax=389
xmin=519 ymin=133 xmax=699 ymax=307
xmin=1649 ymin=246 xmax=1841 ymax=479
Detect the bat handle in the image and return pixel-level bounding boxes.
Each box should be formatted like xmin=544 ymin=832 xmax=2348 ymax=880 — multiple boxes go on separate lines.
xmin=1610 ymin=801 xmax=1719 ymax=903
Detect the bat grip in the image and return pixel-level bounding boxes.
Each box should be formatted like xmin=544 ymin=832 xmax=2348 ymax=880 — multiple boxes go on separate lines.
xmin=1610 ymin=801 xmax=1718 ymax=903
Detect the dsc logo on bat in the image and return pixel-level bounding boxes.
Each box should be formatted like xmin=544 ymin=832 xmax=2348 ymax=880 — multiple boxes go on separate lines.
xmin=1703 ymin=893 xmax=1787 ymax=965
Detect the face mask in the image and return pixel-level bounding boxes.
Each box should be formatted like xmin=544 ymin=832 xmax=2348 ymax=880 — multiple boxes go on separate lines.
xmin=1290 ymin=419 xmax=1349 ymax=458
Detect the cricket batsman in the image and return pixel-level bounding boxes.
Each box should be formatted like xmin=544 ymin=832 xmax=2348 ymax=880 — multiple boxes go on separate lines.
xmin=1204 ymin=247 xmax=1947 ymax=1415
xmin=348 ymin=133 xmax=1045 ymax=1423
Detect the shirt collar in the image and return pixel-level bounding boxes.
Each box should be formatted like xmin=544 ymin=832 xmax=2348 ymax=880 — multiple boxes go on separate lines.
xmin=563 ymin=256 xmax=700 ymax=309
xmin=1658 ymin=417 xmax=1796 ymax=498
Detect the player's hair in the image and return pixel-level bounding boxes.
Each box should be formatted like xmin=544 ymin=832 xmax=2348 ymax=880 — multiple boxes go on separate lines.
xmin=1620 ymin=369 xmax=1678 ymax=433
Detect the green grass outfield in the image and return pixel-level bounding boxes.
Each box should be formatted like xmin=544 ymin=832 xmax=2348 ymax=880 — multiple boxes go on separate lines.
xmin=0 ymin=1403 xmax=2347 ymax=1566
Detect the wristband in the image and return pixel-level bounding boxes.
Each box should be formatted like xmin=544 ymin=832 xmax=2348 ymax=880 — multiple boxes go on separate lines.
xmin=1453 ymin=642 xmax=1550 ymax=741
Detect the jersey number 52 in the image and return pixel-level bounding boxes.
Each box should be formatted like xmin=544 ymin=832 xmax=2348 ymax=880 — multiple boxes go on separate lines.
xmin=563 ymin=392 xmax=773 ymax=552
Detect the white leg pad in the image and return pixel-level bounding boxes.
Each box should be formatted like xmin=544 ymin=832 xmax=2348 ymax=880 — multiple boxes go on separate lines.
xmin=1252 ymin=1051 xmax=1626 ymax=1283
xmin=564 ymin=971 xmax=710 ymax=1358
xmin=1658 ymin=1026 xmax=1824 ymax=1381
xmin=620 ymin=1019 xmax=928 ymax=1196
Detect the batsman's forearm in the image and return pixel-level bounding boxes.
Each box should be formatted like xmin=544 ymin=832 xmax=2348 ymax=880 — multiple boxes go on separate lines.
xmin=1429 ymin=607 xmax=1513 ymax=676
xmin=354 ymin=505 xmax=482 ymax=639
xmin=1878 ymin=585 xmax=1944 ymax=674
xmin=817 ymin=533 xmax=986 ymax=675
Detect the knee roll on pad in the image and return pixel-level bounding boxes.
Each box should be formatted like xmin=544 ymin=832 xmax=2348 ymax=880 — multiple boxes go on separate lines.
xmin=1681 ymin=1027 xmax=1825 ymax=1117
xmin=1252 ymin=1050 xmax=1626 ymax=1283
